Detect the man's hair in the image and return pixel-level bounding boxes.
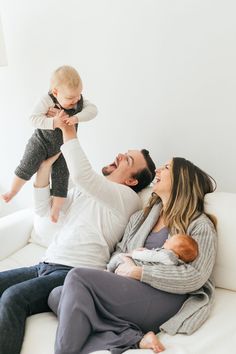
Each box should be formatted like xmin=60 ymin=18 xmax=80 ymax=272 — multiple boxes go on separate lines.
xmin=130 ymin=149 xmax=156 ymax=193
xmin=50 ymin=65 xmax=82 ymax=90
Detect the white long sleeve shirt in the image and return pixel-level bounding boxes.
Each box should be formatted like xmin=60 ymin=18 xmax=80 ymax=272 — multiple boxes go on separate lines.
xmin=30 ymin=94 xmax=98 ymax=129
xmin=34 ymin=139 xmax=142 ymax=269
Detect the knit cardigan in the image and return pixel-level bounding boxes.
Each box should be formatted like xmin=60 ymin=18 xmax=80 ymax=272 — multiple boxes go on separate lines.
xmin=108 ymin=202 xmax=217 ymax=335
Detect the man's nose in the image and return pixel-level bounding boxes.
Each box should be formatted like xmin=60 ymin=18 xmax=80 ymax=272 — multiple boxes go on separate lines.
xmin=117 ymin=153 xmax=125 ymax=161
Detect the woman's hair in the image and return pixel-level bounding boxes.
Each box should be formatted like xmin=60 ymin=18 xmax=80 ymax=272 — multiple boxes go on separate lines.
xmin=50 ymin=65 xmax=82 ymax=90
xmin=144 ymin=157 xmax=217 ymax=233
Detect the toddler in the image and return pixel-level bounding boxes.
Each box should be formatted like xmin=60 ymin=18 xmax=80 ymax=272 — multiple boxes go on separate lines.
xmin=2 ymin=65 xmax=97 ymax=222
xmin=107 ymin=233 xmax=199 ymax=272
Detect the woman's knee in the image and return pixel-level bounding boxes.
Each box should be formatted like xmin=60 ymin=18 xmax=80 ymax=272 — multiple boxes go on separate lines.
xmin=64 ymin=268 xmax=102 ymax=294
xmin=65 ymin=267 xmax=92 ymax=284
xmin=48 ymin=286 xmax=63 ymax=315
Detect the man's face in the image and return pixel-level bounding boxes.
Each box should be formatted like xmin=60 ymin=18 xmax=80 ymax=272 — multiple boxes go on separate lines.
xmin=102 ymin=150 xmax=147 ymax=186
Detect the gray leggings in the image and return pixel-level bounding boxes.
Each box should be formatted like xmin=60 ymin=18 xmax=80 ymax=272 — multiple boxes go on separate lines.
xmin=48 ymin=268 xmax=187 ymax=354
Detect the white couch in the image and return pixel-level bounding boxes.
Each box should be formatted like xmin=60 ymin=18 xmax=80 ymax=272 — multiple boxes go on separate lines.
xmin=0 ymin=191 xmax=236 ymax=354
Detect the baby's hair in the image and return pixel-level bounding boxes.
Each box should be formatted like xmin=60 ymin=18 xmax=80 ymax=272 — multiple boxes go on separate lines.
xmin=50 ymin=65 xmax=82 ymax=90
xmin=174 ymin=234 xmax=199 ymax=263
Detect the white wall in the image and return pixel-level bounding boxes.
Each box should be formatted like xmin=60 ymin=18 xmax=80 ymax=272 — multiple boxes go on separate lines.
xmin=0 ymin=0 xmax=235 ymax=213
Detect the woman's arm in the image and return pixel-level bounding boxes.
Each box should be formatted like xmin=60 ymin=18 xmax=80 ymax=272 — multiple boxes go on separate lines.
xmin=141 ymin=216 xmax=217 ymax=294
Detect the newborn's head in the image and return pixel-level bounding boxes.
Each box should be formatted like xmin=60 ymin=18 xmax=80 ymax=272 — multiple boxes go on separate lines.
xmin=164 ymin=234 xmax=198 ymax=262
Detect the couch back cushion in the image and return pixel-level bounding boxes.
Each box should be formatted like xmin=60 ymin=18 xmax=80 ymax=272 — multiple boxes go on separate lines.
xmin=204 ymin=192 xmax=236 ymax=291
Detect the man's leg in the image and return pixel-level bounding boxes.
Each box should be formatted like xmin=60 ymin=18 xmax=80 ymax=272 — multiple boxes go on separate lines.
xmin=0 ymin=265 xmax=38 ymax=297
xmin=0 ymin=264 xmax=70 ymax=354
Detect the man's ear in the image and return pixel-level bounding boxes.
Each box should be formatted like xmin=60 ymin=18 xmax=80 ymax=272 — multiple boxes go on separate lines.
xmin=124 ymin=177 xmax=138 ymax=187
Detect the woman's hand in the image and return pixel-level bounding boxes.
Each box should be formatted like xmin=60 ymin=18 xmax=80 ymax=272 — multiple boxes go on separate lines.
xmin=34 ymin=153 xmax=61 ymax=188
xmin=115 ymin=256 xmax=142 ymax=280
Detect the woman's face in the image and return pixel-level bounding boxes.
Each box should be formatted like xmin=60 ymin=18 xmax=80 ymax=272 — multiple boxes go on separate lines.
xmin=152 ymin=160 xmax=172 ymax=200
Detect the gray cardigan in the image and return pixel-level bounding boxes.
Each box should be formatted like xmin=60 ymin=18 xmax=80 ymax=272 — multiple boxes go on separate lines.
xmin=107 ymin=202 xmax=217 ymax=335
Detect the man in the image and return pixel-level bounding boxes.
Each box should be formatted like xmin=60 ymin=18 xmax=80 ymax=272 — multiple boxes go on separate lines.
xmin=0 ymin=123 xmax=156 ymax=354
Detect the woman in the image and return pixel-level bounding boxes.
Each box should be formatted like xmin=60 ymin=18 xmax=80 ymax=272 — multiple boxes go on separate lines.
xmin=48 ymin=157 xmax=217 ymax=354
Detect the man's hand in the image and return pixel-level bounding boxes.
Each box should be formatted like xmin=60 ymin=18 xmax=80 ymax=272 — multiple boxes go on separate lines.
xmin=35 ymin=153 xmax=61 ymax=188
xmin=53 ymin=110 xmax=69 ymax=129
xmin=38 ymin=153 xmax=61 ymax=172
xmin=61 ymin=124 xmax=77 ymax=142
xmin=115 ymin=256 xmax=142 ymax=280
xmin=63 ymin=116 xmax=78 ymax=126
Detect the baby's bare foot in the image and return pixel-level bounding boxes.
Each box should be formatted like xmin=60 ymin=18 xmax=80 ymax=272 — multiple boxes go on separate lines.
xmin=139 ymin=331 xmax=165 ymax=353
xmin=1 ymin=191 xmax=17 ymax=203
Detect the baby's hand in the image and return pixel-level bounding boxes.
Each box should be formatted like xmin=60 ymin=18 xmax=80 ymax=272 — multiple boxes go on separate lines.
xmin=63 ymin=116 xmax=78 ymax=126
xmin=53 ymin=110 xmax=69 ymax=129
xmin=47 ymin=107 xmax=60 ymax=117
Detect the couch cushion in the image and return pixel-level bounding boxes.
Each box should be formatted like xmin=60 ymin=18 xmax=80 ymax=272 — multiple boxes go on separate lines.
xmin=204 ymin=192 xmax=236 ymax=291
xmin=0 ymin=243 xmax=46 ymax=271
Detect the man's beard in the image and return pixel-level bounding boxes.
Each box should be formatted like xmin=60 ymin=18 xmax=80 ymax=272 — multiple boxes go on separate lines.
xmin=102 ymin=166 xmax=112 ymax=176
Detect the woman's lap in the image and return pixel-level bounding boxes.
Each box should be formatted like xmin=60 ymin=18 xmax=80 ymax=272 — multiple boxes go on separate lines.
xmin=58 ymin=267 xmax=187 ymax=333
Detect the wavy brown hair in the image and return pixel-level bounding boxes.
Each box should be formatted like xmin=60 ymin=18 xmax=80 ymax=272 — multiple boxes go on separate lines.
xmin=144 ymin=157 xmax=217 ymax=234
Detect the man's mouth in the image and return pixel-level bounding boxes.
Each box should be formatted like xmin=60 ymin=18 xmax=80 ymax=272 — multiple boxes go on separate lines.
xmin=110 ymin=158 xmax=118 ymax=169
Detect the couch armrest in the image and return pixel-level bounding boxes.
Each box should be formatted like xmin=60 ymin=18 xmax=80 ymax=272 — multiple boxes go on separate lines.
xmin=0 ymin=209 xmax=33 ymax=260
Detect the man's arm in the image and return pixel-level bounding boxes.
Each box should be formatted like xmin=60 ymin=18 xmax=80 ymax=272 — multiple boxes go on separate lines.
xmin=59 ymin=125 xmax=141 ymax=212
xmin=34 ymin=154 xmax=74 ymax=218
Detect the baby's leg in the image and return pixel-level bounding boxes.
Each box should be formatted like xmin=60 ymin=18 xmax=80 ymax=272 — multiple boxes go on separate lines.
xmin=1 ymin=176 xmax=26 ymax=202
xmin=50 ymin=154 xmax=69 ymax=223
xmin=51 ymin=196 xmax=66 ymax=223
xmin=139 ymin=331 xmax=165 ymax=353
xmin=2 ymin=133 xmax=47 ymax=203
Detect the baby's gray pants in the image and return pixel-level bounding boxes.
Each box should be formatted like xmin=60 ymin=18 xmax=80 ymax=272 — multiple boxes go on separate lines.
xmin=15 ymin=128 xmax=71 ymax=197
